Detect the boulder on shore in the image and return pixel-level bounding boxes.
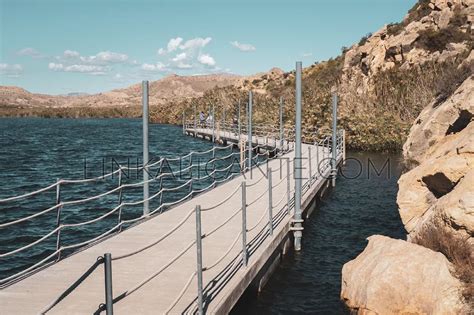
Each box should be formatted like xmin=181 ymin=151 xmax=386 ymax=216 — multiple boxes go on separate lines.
xmin=341 ymin=235 xmax=464 ymax=314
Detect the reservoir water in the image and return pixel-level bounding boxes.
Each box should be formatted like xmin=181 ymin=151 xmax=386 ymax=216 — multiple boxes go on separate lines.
xmin=232 ymin=152 xmax=406 ymax=314
xmin=0 ymin=118 xmax=405 ymax=312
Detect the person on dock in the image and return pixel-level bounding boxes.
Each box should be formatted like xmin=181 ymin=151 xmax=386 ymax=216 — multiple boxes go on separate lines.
xmin=232 ymin=115 xmax=238 ymax=135
xmin=199 ymin=111 xmax=205 ymax=127
xmin=206 ymin=112 xmax=213 ymax=128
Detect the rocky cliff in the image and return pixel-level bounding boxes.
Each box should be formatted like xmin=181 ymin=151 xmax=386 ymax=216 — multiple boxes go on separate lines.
xmin=340 ymin=1 xmax=473 ymax=312
xmin=341 ymin=73 xmax=473 ymax=313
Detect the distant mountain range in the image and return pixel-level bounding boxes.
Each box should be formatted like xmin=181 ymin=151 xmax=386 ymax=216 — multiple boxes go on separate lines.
xmin=0 ymin=69 xmax=283 ymax=108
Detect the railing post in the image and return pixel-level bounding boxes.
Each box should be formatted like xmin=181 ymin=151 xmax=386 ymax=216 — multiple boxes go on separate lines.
xmin=223 ymin=106 xmax=226 ymax=130
xmin=279 ymin=97 xmax=284 ymax=150
xmin=241 ymin=182 xmax=248 ymax=266
xmin=308 ymin=146 xmax=312 ymax=187
xmin=286 ymin=159 xmax=291 ymax=216
xmin=332 ymin=92 xmax=338 ymax=187
xmin=212 ymin=103 xmax=215 ymax=143
xmin=142 ymin=80 xmax=150 ymax=215
xmin=316 ymin=142 xmax=320 ymax=179
xmin=182 ymin=111 xmax=185 ymax=135
xmin=195 ymin=205 xmax=204 ymax=315
xmin=55 ymin=179 xmax=62 ymax=260
xmin=238 ymin=100 xmax=241 ymax=140
xmin=117 ymin=171 xmax=123 ymax=228
xmin=194 ymin=104 xmax=197 ymax=135
xmin=104 ymin=253 xmax=114 ymax=315
xmin=343 ymin=129 xmax=346 ymax=165
xmin=267 ymin=167 xmax=273 ymax=235
xmin=247 ymin=91 xmax=253 ymax=171
xmin=293 ymin=61 xmax=303 ymax=251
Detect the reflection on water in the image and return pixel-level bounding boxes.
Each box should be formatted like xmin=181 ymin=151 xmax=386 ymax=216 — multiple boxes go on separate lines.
xmin=232 ymin=151 xmax=406 ymax=314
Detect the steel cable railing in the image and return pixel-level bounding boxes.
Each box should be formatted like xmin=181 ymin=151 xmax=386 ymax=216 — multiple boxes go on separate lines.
xmin=11 ymin=121 xmax=344 ymax=314
xmin=35 ymin=125 xmax=344 ymax=313
xmin=0 ymin=143 xmax=245 ymax=285
xmin=1 ymin=127 xmax=292 ymax=286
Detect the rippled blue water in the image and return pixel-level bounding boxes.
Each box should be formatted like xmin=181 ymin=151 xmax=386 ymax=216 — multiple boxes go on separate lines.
xmin=0 ymin=118 xmax=243 ymax=281
xmin=232 ymin=151 xmax=406 ymax=314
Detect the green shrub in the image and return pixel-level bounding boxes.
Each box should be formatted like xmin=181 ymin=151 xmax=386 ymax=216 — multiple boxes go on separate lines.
xmin=405 ymin=0 xmax=432 ymax=25
xmin=416 ymin=27 xmax=471 ymax=52
xmin=386 ymin=23 xmax=404 ymax=37
xmin=358 ymin=33 xmax=372 ymax=46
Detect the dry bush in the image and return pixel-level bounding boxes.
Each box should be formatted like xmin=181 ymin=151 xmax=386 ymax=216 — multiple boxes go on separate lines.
xmin=372 ymin=59 xmax=471 ymax=122
xmin=412 ymin=225 xmax=474 ymax=308
xmin=0 ymin=105 xmax=143 ymax=119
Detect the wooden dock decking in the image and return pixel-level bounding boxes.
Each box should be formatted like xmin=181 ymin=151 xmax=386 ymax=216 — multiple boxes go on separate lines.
xmin=0 ymin=128 xmax=342 ymax=314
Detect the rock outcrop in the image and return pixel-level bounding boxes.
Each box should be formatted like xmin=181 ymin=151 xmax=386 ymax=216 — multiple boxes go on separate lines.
xmin=403 ymin=76 xmax=474 ymax=166
xmin=397 ymin=76 xmax=473 ymax=242
xmin=341 ymin=235 xmax=464 ymax=314
xmin=341 ymin=0 xmax=473 ymax=95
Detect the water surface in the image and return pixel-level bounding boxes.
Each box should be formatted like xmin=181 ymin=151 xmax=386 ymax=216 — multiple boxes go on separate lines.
xmin=232 ymin=151 xmax=406 ymax=314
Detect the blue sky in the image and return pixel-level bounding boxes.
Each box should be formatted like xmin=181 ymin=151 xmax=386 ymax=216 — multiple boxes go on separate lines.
xmin=0 ymin=0 xmax=417 ymax=95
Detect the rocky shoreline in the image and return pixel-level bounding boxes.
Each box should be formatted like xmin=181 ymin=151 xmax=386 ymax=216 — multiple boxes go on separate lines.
xmin=340 ymin=75 xmax=473 ymax=313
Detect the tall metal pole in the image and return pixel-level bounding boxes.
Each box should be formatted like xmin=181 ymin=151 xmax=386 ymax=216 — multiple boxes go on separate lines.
xmin=182 ymin=111 xmax=185 ymax=135
xmin=212 ymin=103 xmax=215 ymax=143
xmin=238 ymin=100 xmax=241 ymax=139
xmin=267 ymin=167 xmax=273 ymax=235
xmin=104 ymin=253 xmax=114 ymax=315
xmin=223 ymin=106 xmax=226 ymax=129
xmin=293 ymin=62 xmax=303 ymax=251
xmin=286 ymin=159 xmax=291 ymax=216
xmin=332 ymin=92 xmax=338 ymax=187
xmin=194 ymin=104 xmax=197 ymax=134
xmin=142 ymin=80 xmax=150 ymax=215
xmin=247 ymin=91 xmax=253 ymax=171
xmin=279 ymin=97 xmax=284 ymax=150
xmin=195 ymin=205 xmax=204 ymax=315
xmin=241 ymin=181 xmax=248 ymax=266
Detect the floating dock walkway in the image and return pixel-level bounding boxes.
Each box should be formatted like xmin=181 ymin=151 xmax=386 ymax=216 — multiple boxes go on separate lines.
xmin=0 ymin=125 xmax=344 ymax=314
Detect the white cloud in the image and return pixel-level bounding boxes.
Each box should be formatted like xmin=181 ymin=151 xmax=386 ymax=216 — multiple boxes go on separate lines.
xmin=49 ymin=50 xmax=131 ymax=76
xmin=158 ymin=37 xmax=184 ymax=55
xmin=230 ymin=41 xmax=256 ymax=52
xmin=63 ymin=50 xmax=80 ymax=58
xmin=167 ymin=37 xmax=183 ymax=52
xmin=48 ymin=62 xmax=64 ymax=71
xmin=302 ymin=52 xmax=312 ymax=57
xmin=0 ymin=63 xmax=23 ymax=77
xmin=152 ymin=36 xmax=216 ymax=72
xmin=17 ymin=48 xmax=42 ymax=58
xmin=49 ymin=62 xmax=107 ymax=74
xmin=198 ymin=54 xmax=216 ymax=66
xmin=179 ymin=37 xmax=212 ymax=50
xmin=141 ymin=62 xmax=167 ymax=72
xmin=58 ymin=50 xmax=129 ymax=65
xmin=172 ymin=52 xmax=187 ymax=62
xmin=176 ymin=62 xmax=192 ymax=69
xmin=94 ymin=51 xmax=128 ymax=63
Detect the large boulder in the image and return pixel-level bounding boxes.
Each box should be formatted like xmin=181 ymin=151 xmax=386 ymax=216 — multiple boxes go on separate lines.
xmin=403 ymin=76 xmax=474 ymax=166
xmin=341 ymin=235 xmax=464 ymax=314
